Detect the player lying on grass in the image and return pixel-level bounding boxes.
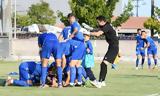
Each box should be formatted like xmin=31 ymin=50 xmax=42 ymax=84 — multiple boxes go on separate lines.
xmin=4 ymin=61 xmax=60 ymax=87
xmin=141 ymin=31 xmax=158 ymax=69
xmin=135 ymin=29 xmax=146 ymax=70
xmin=4 ymin=61 xmax=42 ymax=87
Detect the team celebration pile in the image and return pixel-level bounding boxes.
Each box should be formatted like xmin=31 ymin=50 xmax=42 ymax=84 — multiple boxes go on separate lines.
xmin=4 ymin=13 xmax=156 ymax=89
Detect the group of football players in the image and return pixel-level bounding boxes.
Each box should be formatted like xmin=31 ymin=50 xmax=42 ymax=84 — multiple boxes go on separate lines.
xmin=4 ymin=14 xmax=109 ymax=88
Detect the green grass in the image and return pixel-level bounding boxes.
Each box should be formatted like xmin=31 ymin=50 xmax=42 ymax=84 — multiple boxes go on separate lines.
xmin=0 ymin=60 xmax=160 ymax=96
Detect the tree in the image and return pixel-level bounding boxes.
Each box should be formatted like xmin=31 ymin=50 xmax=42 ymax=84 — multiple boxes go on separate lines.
xmin=28 ymin=1 xmax=56 ymax=25
xmin=58 ymin=0 xmax=133 ymax=27
xmin=144 ymin=7 xmax=160 ymax=34
xmin=57 ymin=11 xmax=70 ymax=26
xmin=112 ymin=0 xmax=133 ymax=27
xmin=16 ymin=15 xmax=31 ymax=26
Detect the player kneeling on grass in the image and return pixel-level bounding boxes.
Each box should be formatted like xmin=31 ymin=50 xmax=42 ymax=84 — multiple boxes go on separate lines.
xmin=4 ymin=61 xmax=42 ymax=87
xmin=81 ymin=33 xmax=100 ymax=88
xmin=141 ymin=31 xmax=158 ymax=69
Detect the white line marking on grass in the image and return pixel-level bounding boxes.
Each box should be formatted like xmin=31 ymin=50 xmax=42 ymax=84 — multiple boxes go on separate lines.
xmin=146 ymin=93 xmax=160 ymax=96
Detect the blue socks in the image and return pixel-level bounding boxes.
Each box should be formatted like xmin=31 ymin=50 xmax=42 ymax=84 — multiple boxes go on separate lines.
xmin=141 ymin=58 xmax=145 ymax=65
xmin=57 ymin=66 xmax=62 ymax=86
xmin=77 ymin=67 xmax=82 ymax=85
xmin=41 ymin=67 xmax=47 ymax=85
xmin=70 ymin=67 xmax=76 ymax=85
xmin=148 ymin=58 xmax=151 ymax=68
xmin=136 ymin=58 xmax=139 ymax=67
xmin=13 ymin=80 xmax=29 ymax=86
xmin=154 ymin=59 xmax=157 ymax=66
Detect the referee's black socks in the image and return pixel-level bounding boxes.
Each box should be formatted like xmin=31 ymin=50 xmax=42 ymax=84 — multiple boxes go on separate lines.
xmin=99 ymin=61 xmax=108 ymax=82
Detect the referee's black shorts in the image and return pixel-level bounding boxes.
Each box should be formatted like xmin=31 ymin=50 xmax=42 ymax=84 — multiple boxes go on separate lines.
xmin=103 ymin=44 xmax=119 ymax=64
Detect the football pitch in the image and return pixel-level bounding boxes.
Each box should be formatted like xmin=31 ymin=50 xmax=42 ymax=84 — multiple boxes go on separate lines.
xmin=0 ymin=60 xmax=160 ymax=96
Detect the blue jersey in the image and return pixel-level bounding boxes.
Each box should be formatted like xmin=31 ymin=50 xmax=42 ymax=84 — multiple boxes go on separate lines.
xmin=70 ymin=21 xmax=84 ymax=41
xmin=38 ymin=32 xmax=47 ymax=46
xmin=136 ymin=35 xmax=145 ymax=48
xmin=60 ymin=26 xmax=71 ymax=40
xmin=19 ymin=61 xmax=42 ymax=83
xmin=38 ymin=32 xmax=58 ymax=46
xmin=85 ymin=40 xmax=93 ymax=54
xmin=82 ymin=40 xmax=94 ymax=68
xmin=146 ymin=36 xmax=157 ymax=49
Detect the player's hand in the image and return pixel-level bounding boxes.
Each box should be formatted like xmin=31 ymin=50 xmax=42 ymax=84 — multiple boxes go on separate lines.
xmin=69 ymin=34 xmax=74 ymax=39
xmin=96 ymin=31 xmax=104 ymax=36
xmin=87 ymin=48 xmax=90 ymax=53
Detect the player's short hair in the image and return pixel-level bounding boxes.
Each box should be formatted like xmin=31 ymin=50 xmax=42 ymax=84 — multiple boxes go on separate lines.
xmin=137 ymin=28 xmax=141 ymax=32
xmin=38 ymin=24 xmax=47 ymax=32
xmin=96 ymin=15 xmax=106 ymax=22
xmin=141 ymin=30 xmax=146 ymax=35
xmin=67 ymin=13 xmax=75 ymax=18
xmin=84 ymin=33 xmax=90 ymax=37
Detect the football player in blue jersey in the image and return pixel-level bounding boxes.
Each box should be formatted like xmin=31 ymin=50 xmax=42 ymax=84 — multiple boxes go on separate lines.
xmin=67 ymin=13 xmax=86 ymax=86
xmin=135 ymin=29 xmax=146 ymax=70
xmin=58 ymin=26 xmax=71 ymax=41
xmin=141 ymin=31 xmax=158 ymax=69
xmin=4 ymin=61 xmax=42 ymax=87
xmin=38 ymin=25 xmax=61 ymax=88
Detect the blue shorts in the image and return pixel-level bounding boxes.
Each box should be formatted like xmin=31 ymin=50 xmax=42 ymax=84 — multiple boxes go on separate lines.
xmin=136 ymin=48 xmax=145 ymax=56
xmin=56 ymin=45 xmax=64 ymax=59
xmin=41 ymin=40 xmax=59 ymax=59
xmin=69 ymin=39 xmax=85 ymax=60
xmin=147 ymin=47 xmax=157 ymax=55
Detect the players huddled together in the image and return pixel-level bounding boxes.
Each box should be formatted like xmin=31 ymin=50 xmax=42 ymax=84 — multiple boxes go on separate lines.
xmin=4 ymin=13 xmax=110 ymax=88
xmin=135 ymin=29 xmax=158 ymax=70
xmin=4 ymin=13 xmax=157 ymax=89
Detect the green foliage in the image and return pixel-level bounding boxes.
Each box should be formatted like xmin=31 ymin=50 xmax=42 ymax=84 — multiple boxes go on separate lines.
xmin=27 ymin=1 xmax=56 ymax=25
xmin=58 ymin=0 xmax=133 ymax=27
xmin=155 ymin=7 xmax=160 ymax=16
xmin=57 ymin=11 xmax=70 ymax=26
xmin=14 ymin=2 xmax=56 ymax=27
xmin=15 ymin=15 xmax=31 ymax=26
xmin=68 ymin=0 xmax=118 ymax=27
xmin=144 ymin=7 xmax=160 ymax=33
xmin=112 ymin=0 xmax=133 ymax=27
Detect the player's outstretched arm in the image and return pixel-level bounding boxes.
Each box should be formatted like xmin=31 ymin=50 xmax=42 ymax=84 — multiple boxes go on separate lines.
xmin=90 ymin=31 xmax=104 ymax=37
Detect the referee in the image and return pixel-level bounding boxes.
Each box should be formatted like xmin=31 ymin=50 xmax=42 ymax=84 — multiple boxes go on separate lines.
xmin=91 ymin=16 xmax=119 ymax=86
